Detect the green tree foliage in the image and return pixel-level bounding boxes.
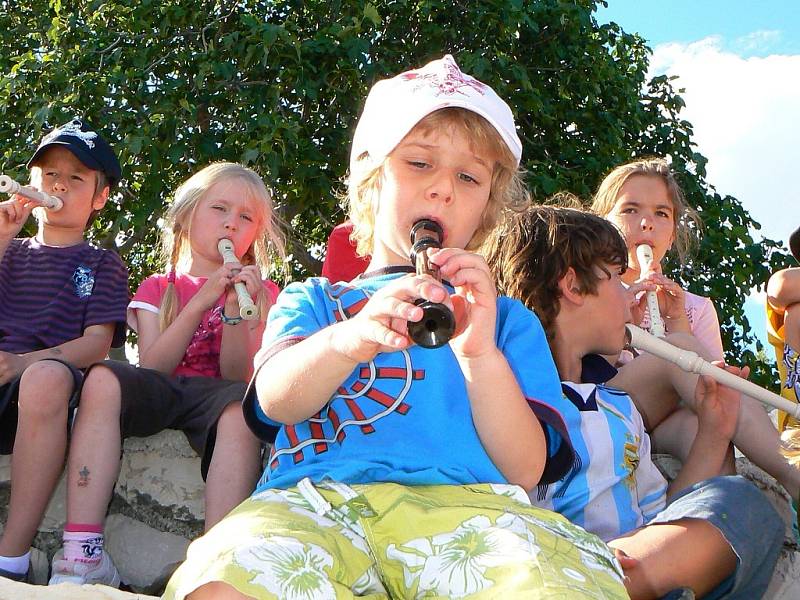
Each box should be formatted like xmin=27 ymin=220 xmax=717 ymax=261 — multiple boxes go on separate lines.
xmin=0 ymin=0 xmax=790 ymax=386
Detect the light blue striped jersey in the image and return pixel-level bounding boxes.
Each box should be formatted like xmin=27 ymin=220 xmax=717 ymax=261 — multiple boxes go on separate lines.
xmin=530 ymin=368 xmax=667 ymax=542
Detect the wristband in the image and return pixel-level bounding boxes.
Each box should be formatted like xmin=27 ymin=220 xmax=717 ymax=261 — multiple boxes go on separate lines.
xmin=220 ymin=309 xmax=243 ymax=326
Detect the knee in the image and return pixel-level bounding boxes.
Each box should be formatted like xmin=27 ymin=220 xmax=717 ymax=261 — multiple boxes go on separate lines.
xmin=717 ymin=476 xmax=784 ymax=545
xmin=187 ymin=581 xmax=248 ymax=600
xmin=17 ymin=360 xmax=73 ymax=421
xmin=78 ymin=365 xmax=122 ymax=415
xmin=217 ymin=402 xmax=258 ymax=444
xmin=218 ymin=402 xmax=246 ymax=428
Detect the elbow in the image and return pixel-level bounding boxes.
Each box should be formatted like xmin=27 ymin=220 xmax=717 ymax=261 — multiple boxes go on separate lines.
xmin=510 ymin=471 xmax=541 ymax=493
xmin=255 ymin=374 xmax=297 ymax=425
xmin=137 ymin=354 xmax=156 ymax=370
xmin=767 ymin=270 xmax=800 ymax=310
xmin=92 ymin=346 xmax=113 ymax=364
xmin=259 ymin=397 xmax=300 ymax=426
xmin=506 ymin=460 xmax=544 ymax=493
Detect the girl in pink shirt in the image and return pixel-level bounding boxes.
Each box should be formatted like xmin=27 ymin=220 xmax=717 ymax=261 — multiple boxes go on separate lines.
xmin=49 ymin=162 xmax=285 ymax=587
xmin=591 ymin=157 xmax=800 ymax=505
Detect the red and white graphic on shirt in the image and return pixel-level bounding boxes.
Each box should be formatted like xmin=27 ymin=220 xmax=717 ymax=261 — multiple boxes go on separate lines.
xmin=267 ymin=283 xmax=425 ymax=470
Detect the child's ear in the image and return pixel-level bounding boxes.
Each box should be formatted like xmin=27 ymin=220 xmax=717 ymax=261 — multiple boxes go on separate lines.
xmin=92 ymin=185 xmax=110 ymax=211
xmin=558 ymin=267 xmax=585 ymax=306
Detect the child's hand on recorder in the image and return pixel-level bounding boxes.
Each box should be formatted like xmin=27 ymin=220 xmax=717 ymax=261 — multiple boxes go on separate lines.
xmin=330 ymin=273 xmax=449 ymax=364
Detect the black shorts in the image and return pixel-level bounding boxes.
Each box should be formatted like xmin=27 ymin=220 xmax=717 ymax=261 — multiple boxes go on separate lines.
xmin=92 ymin=360 xmax=255 ymax=480
xmin=0 ymin=358 xmax=84 ymax=454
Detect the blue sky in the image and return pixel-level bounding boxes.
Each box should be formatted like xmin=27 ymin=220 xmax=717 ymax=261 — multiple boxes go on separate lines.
xmin=594 ymin=1 xmax=800 ymax=349
xmin=597 ymin=1 xmax=800 ymax=56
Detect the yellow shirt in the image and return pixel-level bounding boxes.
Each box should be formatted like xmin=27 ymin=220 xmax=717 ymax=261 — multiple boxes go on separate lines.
xmin=767 ymin=301 xmax=800 ymax=430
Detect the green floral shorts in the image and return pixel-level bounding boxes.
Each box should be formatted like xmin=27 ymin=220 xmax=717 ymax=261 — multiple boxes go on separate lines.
xmin=164 ymin=479 xmax=626 ymax=599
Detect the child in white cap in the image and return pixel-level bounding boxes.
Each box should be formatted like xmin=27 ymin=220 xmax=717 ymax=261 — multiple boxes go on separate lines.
xmin=163 ymin=55 xmax=628 ymax=600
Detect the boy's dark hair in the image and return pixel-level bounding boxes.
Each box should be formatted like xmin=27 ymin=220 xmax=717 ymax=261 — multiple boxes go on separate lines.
xmin=790 ymin=225 xmax=800 ymax=263
xmin=482 ymin=202 xmax=628 ymax=339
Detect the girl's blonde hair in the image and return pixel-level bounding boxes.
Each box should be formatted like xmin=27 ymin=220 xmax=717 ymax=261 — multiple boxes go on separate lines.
xmin=590 ymin=157 xmax=701 ymax=262
xmin=782 ymin=427 xmax=800 ymax=468
xmin=158 ymin=162 xmax=286 ymax=331
xmin=345 ymin=108 xmax=529 ymax=257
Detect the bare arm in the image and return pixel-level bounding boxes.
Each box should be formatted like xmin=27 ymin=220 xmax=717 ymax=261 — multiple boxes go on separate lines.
xmin=136 ymin=302 xmax=205 ymax=373
xmin=767 ymin=267 xmax=800 ymax=312
xmin=254 ymin=320 xmax=363 ymax=424
xmin=0 ymin=323 xmax=115 ymax=385
xmin=219 ymin=267 xmax=269 ymax=381
xmin=438 ymin=248 xmax=547 ymax=490
xmin=667 ymin=368 xmax=742 ymax=497
xmin=459 ymin=350 xmax=546 ymax=490
xmin=137 ymin=264 xmax=239 ymax=373
xmin=667 ymin=421 xmax=731 ymax=497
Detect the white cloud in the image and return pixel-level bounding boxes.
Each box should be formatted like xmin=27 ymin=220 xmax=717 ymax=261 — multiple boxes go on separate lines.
xmin=733 ymin=30 xmax=782 ymax=54
xmin=649 ymin=36 xmax=800 ymax=251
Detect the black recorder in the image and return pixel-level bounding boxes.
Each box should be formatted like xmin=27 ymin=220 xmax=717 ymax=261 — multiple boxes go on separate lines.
xmin=407 ymin=219 xmax=456 ymax=349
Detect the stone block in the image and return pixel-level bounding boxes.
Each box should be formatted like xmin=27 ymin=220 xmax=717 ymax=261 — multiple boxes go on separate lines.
xmin=0 ymin=430 xmax=204 ymax=594
xmin=105 ymin=514 xmax=190 ymax=594
xmin=0 ymin=577 xmax=158 ymax=599
xmin=117 ymin=431 xmax=205 ymax=525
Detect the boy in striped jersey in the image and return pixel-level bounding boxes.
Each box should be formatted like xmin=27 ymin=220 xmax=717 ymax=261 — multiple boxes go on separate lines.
xmin=484 ymin=204 xmax=782 ymax=600
xmin=0 ymin=118 xmax=129 ymax=582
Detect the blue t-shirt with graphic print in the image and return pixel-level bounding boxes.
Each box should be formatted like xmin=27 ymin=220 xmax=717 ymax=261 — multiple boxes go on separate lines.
xmin=245 ymin=268 xmax=572 ymax=493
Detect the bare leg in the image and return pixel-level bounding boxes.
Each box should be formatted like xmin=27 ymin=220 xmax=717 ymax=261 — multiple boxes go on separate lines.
xmin=610 ymin=333 xmax=700 ymax=432
xmin=733 ymin=396 xmax=800 ymax=499
xmin=187 ymin=581 xmax=255 ymax=600
xmin=65 ymin=366 xmax=123 ymax=525
xmin=608 ymin=518 xmax=736 ymax=600
xmin=203 ymin=402 xmax=261 ymax=530
xmin=612 ymin=332 xmax=800 ymax=499
xmin=0 ymin=362 xmax=73 ymax=556
xmin=651 ymin=408 xmax=736 ymax=475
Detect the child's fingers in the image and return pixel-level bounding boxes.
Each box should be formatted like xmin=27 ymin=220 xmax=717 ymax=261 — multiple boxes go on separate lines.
xmin=432 ymin=248 xmax=491 ymax=277
xmin=365 ymin=317 xmax=410 ymax=349
xmin=0 ymin=200 xmax=27 ymax=224
xmin=383 ymin=273 xmax=448 ymax=305
xmin=698 ymin=373 xmax=717 ymax=398
xmin=450 ymin=294 xmax=469 ymax=338
xmin=448 ymin=265 xmax=494 ymax=298
xmin=234 ymin=266 xmax=262 ymax=295
xmin=368 ymin=294 xmax=423 ymax=324
xmin=611 ymin=547 xmax=639 ymax=571
xmin=626 ymin=281 xmax=655 ymax=296
xmin=709 ymin=361 xmax=750 ymax=380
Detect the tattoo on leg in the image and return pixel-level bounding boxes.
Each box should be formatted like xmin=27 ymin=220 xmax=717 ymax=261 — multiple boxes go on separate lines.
xmin=78 ymin=466 xmax=90 ymax=487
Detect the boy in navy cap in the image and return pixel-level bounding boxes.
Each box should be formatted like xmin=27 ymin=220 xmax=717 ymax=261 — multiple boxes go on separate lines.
xmin=0 ymin=118 xmax=129 ymax=582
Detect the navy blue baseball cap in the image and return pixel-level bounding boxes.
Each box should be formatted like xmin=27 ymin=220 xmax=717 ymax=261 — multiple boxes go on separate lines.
xmin=27 ymin=117 xmax=122 ymax=188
